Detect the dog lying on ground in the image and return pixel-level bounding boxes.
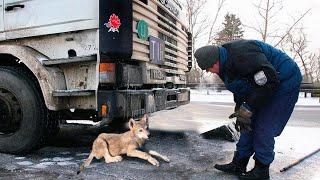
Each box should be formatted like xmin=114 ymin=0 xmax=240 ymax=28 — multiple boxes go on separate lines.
xmin=77 ymin=114 xmax=170 ymax=174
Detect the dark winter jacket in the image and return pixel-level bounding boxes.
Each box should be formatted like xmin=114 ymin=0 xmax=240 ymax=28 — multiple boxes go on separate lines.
xmin=218 ymin=40 xmax=302 ymax=110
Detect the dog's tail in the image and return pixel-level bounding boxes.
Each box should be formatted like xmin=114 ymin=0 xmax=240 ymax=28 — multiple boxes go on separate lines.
xmin=77 ymin=153 xmax=94 ymax=174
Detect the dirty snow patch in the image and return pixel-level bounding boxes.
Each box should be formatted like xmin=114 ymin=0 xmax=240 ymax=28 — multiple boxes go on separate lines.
xmin=40 ymin=158 xmax=51 ymax=162
xmin=15 ymin=157 xmax=26 ymax=160
xmin=76 ymin=153 xmax=90 ymax=156
xmin=17 ymin=161 xmax=33 ymax=166
xmin=57 ymin=161 xmax=77 ymax=166
xmin=5 ymin=165 xmax=18 ymax=171
xmin=60 ymin=152 xmax=70 ymax=155
xmin=52 ymin=157 xmax=73 ymax=162
xmin=32 ymin=162 xmax=55 ymax=169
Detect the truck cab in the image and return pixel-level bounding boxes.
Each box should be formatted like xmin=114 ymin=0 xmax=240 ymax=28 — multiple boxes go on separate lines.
xmin=0 ymin=0 xmax=192 ymax=153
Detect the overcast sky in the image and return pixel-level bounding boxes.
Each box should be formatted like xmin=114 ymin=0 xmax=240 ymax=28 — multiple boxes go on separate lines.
xmin=197 ymin=0 xmax=319 ymax=52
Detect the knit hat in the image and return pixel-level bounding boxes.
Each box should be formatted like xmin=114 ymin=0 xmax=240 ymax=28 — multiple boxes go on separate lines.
xmin=194 ymin=45 xmax=220 ymax=70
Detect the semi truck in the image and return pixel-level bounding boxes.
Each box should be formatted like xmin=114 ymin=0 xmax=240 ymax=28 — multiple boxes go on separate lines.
xmin=0 ymin=0 xmax=192 ymax=154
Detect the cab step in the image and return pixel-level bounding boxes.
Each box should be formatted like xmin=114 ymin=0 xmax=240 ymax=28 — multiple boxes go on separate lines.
xmin=42 ymin=55 xmax=96 ymax=66
xmin=52 ymin=90 xmax=95 ymax=97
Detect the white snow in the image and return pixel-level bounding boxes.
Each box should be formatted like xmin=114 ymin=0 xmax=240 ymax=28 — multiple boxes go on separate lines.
xmin=15 ymin=157 xmax=26 ymax=160
xmin=66 ymin=120 xmax=98 ymax=125
xmin=312 ymin=172 xmax=320 ymax=180
xmin=190 ymin=89 xmax=320 ymax=106
xmin=76 ymin=153 xmax=90 ymax=156
xmin=18 ymin=156 xmax=78 ymax=169
xmin=190 ymin=90 xmax=234 ymax=103
xmin=40 ymin=158 xmax=51 ymax=162
xmin=296 ymin=93 xmax=320 ymax=106
xmin=276 ymin=126 xmax=320 ymax=155
xmin=32 ymin=162 xmax=55 ymax=169
xmin=57 ymin=161 xmax=77 ymax=166
xmin=17 ymin=161 xmax=33 ymax=166
xmin=60 ymin=151 xmax=70 ymax=155
xmin=5 ymin=165 xmax=18 ymax=171
xmin=52 ymin=157 xmax=73 ymax=162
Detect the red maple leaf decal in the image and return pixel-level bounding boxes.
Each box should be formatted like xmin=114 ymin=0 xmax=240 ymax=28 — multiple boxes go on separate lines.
xmin=108 ymin=14 xmax=121 ymax=29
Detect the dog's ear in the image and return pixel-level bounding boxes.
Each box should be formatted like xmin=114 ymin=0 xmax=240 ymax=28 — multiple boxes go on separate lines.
xmin=141 ymin=114 xmax=149 ymax=127
xmin=129 ymin=118 xmax=135 ymax=129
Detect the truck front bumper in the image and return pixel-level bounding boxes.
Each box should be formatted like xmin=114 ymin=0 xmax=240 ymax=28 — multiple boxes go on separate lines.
xmin=97 ymin=88 xmax=190 ymax=120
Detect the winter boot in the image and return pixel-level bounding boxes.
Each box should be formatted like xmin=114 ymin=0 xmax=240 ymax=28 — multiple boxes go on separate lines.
xmin=239 ymin=159 xmax=270 ymax=180
xmin=214 ymin=152 xmax=250 ymax=175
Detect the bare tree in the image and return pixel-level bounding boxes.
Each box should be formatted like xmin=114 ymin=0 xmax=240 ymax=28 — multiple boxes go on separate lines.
xmin=186 ymin=68 xmax=202 ymax=84
xmin=274 ymin=9 xmax=311 ymax=47
xmin=246 ymin=0 xmax=283 ymax=42
xmin=207 ymin=0 xmax=227 ymax=45
xmin=309 ymin=52 xmax=320 ymax=82
xmin=316 ymin=55 xmax=320 ymax=83
xmin=181 ymin=0 xmax=227 ymax=83
xmin=182 ymin=0 xmax=209 ymax=64
xmin=181 ymin=0 xmax=209 ymax=83
xmin=285 ymin=28 xmax=313 ymax=81
xmin=245 ymin=0 xmax=310 ymax=47
xmin=184 ymin=0 xmax=209 ymax=40
xmin=199 ymin=0 xmax=226 ymax=82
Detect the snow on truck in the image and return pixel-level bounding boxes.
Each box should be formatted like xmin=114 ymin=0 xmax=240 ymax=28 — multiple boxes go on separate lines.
xmin=0 ymin=0 xmax=192 ymax=153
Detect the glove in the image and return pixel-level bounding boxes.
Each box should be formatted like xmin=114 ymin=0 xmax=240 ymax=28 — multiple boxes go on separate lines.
xmin=229 ymin=104 xmax=253 ymax=133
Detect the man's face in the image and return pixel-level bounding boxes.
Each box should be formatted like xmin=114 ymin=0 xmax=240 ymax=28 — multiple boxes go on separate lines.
xmin=206 ymin=60 xmax=220 ymax=74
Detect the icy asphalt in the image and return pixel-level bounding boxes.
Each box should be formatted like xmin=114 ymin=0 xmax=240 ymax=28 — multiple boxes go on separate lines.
xmin=0 ymin=91 xmax=319 ymax=180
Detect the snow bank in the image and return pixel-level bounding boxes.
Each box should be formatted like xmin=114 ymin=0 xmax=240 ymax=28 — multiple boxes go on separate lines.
xmin=191 ymin=89 xmax=320 ymax=106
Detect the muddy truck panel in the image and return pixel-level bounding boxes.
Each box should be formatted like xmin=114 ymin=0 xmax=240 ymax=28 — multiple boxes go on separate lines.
xmin=0 ymin=0 xmax=192 ymax=120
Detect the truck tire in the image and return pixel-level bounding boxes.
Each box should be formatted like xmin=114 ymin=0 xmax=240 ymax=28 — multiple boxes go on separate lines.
xmin=0 ymin=67 xmax=48 ymax=154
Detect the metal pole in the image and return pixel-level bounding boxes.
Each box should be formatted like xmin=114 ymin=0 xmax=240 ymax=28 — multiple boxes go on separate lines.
xmin=280 ymin=148 xmax=320 ymax=172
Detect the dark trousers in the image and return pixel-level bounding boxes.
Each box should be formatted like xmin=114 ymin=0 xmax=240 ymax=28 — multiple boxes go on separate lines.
xmin=235 ymin=88 xmax=300 ymax=165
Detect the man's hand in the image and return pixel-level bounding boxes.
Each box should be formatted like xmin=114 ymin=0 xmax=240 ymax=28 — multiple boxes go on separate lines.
xmin=229 ymin=104 xmax=253 ymax=133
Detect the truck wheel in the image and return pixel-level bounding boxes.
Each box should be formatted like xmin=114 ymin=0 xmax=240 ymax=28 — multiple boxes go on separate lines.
xmin=0 ymin=67 xmax=47 ymax=154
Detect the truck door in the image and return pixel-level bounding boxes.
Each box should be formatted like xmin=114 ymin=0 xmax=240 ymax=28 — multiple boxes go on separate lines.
xmin=4 ymin=0 xmax=98 ymax=40
xmin=0 ymin=0 xmax=4 ymax=40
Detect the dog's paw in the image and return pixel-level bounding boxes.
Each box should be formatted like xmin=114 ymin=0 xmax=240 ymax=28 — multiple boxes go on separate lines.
xmin=148 ymin=157 xmax=159 ymax=167
xmin=161 ymin=155 xmax=170 ymax=163
xmin=105 ymin=156 xmax=123 ymax=163
xmin=114 ymin=156 xmax=123 ymax=162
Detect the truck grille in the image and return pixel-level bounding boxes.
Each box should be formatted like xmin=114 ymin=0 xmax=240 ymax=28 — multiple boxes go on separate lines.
xmin=132 ymin=0 xmax=189 ymax=85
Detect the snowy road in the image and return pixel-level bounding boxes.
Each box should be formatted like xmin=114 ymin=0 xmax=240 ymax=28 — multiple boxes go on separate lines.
xmin=0 ymin=90 xmax=319 ymax=179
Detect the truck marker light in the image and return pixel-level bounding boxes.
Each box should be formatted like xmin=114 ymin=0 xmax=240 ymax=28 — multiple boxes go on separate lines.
xmin=104 ymin=14 xmax=121 ymax=33
xmin=101 ymin=103 xmax=108 ymax=117
xmin=99 ymin=63 xmax=116 ymax=83
xmin=99 ymin=63 xmax=115 ymax=72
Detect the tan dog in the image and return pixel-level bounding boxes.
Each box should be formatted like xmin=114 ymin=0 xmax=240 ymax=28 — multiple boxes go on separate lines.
xmin=77 ymin=115 xmax=170 ymax=174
